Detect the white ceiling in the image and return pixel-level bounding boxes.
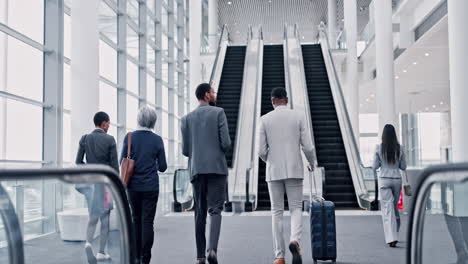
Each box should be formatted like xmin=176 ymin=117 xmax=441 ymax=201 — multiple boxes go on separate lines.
xmin=359 ymin=16 xmax=450 ymax=114
xmin=218 ymin=0 xmax=373 ymax=44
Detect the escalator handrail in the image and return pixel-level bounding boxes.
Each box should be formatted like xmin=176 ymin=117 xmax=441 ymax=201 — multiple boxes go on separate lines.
xmin=209 ymin=24 xmax=229 ymax=85
xmin=0 ymin=165 xmax=137 ymax=264
xmin=407 ymin=163 xmax=468 ymax=264
xmin=318 ymin=28 xmax=373 ymax=208
xmin=283 ymin=23 xmax=293 ymax=108
xmin=292 ymin=23 xmax=325 ymax=199
xmin=0 ymin=184 xmax=24 ymax=264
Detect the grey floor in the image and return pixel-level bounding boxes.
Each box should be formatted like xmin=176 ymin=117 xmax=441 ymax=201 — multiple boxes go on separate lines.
xmin=153 ymin=213 xmax=407 ymax=264
xmin=1 ymin=212 xmax=462 ymax=264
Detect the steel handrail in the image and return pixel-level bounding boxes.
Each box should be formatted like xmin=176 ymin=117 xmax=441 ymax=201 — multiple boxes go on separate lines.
xmin=283 ymin=24 xmax=293 ymax=107
xmin=0 ymin=184 xmax=24 ymax=264
xmin=407 ymin=163 xmax=468 ymax=264
xmin=209 ymin=24 xmax=228 ymax=85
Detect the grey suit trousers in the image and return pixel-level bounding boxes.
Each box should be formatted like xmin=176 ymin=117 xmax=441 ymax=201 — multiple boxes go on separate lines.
xmin=379 ymin=178 xmax=402 ymax=243
xmin=192 ymin=174 xmax=227 ymax=258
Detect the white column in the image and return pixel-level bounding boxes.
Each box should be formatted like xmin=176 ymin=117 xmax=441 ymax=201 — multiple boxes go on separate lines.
xmin=208 ymin=0 xmax=218 ymax=49
xmin=328 ymin=0 xmax=337 ymax=48
xmin=448 ymin=0 xmax=468 ymax=162
xmin=71 ymin=0 xmax=100 ymax=158
xmin=0 ymin=0 xmax=7 ymax=160
xmin=189 ymin=0 xmax=202 ymax=110
xmin=374 ymin=0 xmax=397 ymax=133
xmin=344 ymin=0 xmax=359 ymax=142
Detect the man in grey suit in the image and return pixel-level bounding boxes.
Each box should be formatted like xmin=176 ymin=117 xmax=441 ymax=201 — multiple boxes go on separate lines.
xmin=259 ymin=88 xmax=315 ymax=264
xmin=75 ymin=111 xmax=119 ymax=264
xmin=181 ymin=83 xmax=231 ymax=264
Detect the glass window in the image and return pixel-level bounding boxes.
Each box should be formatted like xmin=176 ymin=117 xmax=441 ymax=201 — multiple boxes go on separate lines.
xmin=64 ymin=64 xmax=71 ymax=110
xmin=162 ymin=85 xmax=168 ymax=111
xmin=63 ymin=113 xmax=71 ymax=162
xmin=147 ymin=44 xmax=155 ymax=73
xmin=127 ymin=25 xmax=139 ymax=59
xmin=162 ymin=112 xmax=169 ymax=138
xmin=147 ymin=74 xmax=155 ymax=105
xmin=1 ymin=33 xmax=43 ymax=101
xmin=5 ymin=100 xmax=42 ymax=161
xmin=99 ymin=0 xmax=118 ymax=44
xmin=162 ymin=34 xmax=169 ymax=57
xmin=99 ymin=81 xmax=118 ymax=120
xmin=127 ymin=60 xmax=139 ymax=95
xmin=126 ymin=95 xmax=139 ymax=130
xmin=1 ymin=0 xmax=44 ymax=44
xmin=64 ymin=14 xmax=71 ymax=59
xmin=162 ymin=62 xmax=169 ymax=84
xmin=99 ymin=40 xmax=117 ymax=83
xmin=127 ymin=0 xmax=139 ymax=26
xmin=162 ymin=7 xmax=168 ymax=34
xmin=147 ymin=16 xmax=155 ymax=44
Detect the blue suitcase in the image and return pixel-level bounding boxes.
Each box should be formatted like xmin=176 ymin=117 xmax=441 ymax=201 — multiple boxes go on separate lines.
xmin=310 ymin=200 xmax=337 ymax=264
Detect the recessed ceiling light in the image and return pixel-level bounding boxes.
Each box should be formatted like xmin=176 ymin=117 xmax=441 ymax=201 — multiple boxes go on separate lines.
xmin=403 ymin=70 xmax=407 ymax=73
xmin=395 ymin=76 xmax=399 ymax=79
xmin=432 ymin=105 xmax=436 ymax=108
xmin=268 ymin=0 xmax=272 ymax=3
xmin=413 ymin=61 xmax=418 ymax=65
xmin=370 ymin=94 xmax=375 ymax=98
xmin=425 ymin=107 xmax=429 ymax=111
xmin=425 ymin=53 xmax=430 ymax=57
xmin=302 ymin=36 xmax=305 ymax=39
xmin=365 ymin=98 xmax=370 ymax=102
xmin=227 ymin=1 xmax=232 ymax=4
xmin=440 ymin=101 xmax=444 ymax=105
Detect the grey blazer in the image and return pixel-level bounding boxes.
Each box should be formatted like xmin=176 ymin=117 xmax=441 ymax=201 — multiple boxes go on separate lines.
xmin=181 ymin=103 xmax=231 ymax=180
xmin=75 ymin=128 xmax=119 ymax=173
xmin=372 ymin=144 xmax=407 ymax=179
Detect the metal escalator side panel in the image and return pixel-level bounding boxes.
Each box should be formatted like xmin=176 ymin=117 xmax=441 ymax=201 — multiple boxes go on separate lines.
xmin=227 ymin=37 xmax=264 ymax=206
xmin=0 ymin=184 xmax=24 ymax=264
xmin=250 ymin=37 xmax=264 ymax=211
xmin=317 ymin=32 xmax=371 ymax=209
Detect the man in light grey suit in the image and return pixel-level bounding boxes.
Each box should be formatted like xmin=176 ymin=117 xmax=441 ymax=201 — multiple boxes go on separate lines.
xmin=259 ymin=88 xmax=315 ymax=264
xmin=181 ymin=83 xmax=231 ymax=264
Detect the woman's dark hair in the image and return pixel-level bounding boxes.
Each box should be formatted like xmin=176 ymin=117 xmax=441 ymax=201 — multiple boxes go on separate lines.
xmin=195 ymin=83 xmax=212 ymax=101
xmin=381 ymin=124 xmax=400 ymax=164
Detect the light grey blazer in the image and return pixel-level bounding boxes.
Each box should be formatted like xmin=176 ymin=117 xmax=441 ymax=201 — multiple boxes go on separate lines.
xmin=181 ymin=103 xmax=231 ymax=180
xmin=372 ymin=144 xmax=407 ymax=179
xmin=258 ymin=105 xmax=315 ymax=182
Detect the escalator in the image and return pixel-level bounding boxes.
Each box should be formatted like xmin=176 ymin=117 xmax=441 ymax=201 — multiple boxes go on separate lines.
xmin=257 ymin=45 xmax=287 ymax=211
xmin=302 ymin=44 xmax=359 ymax=208
xmin=216 ymin=46 xmax=247 ymax=167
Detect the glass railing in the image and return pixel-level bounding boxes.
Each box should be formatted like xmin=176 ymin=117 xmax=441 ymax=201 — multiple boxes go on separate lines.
xmin=407 ymin=163 xmax=468 ymax=264
xmin=0 ymin=166 xmax=136 ymax=263
xmin=172 ymin=169 xmax=193 ymax=212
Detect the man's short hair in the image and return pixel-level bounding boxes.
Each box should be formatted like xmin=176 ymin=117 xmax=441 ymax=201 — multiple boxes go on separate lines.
xmin=93 ymin=111 xmax=110 ymax=127
xmin=195 ymin=83 xmax=212 ymax=101
xmin=271 ymin=87 xmax=288 ymax=99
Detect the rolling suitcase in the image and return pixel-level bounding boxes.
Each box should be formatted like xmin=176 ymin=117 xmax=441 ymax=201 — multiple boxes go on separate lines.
xmin=310 ymin=200 xmax=337 ymax=264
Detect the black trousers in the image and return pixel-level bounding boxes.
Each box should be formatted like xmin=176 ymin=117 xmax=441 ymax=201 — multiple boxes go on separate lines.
xmin=192 ymin=174 xmax=227 ymax=258
xmin=129 ymin=190 xmax=159 ymax=264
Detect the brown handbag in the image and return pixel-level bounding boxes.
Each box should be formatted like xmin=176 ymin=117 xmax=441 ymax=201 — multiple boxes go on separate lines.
xmin=120 ymin=133 xmax=135 ymax=186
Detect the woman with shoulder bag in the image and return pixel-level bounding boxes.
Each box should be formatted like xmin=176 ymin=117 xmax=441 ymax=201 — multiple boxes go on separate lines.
xmin=120 ymin=106 xmax=167 ymax=264
xmin=372 ymin=124 xmax=407 ymax=248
